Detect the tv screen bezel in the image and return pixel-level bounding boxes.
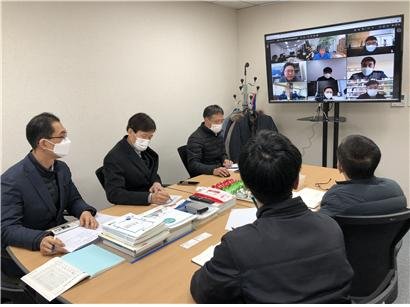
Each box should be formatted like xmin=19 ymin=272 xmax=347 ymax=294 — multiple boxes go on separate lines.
xmin=264 ymin=14 xmax=404 ymax=104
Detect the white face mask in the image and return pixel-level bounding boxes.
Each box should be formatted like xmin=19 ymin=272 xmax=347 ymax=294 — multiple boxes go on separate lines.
xmin=210 ymin=124 xmax=223 ymax=134
xmin=366 ymin=45 xmax=377 ymax=52
xmin=324 ymin=73 xmax=331 ymax=79
xmin=45 ymin=137 xmax=71 ymax=158
xmin=362 ymin=67 xmax=374 ymax=76
xmin=324 ymin=92 xmax=333 ymax=99
xmin=134 ymin=138 xmax=150 ymax=151
xmin=367 ymin=89 xmax=378 ymax=97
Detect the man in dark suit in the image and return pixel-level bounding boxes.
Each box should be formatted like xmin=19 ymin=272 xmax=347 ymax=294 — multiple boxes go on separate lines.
xmin=1 ymin=113 xmax=98 ymax=277
xmin=319 ymin=135 xmax=407 ymax=216
xmin=102 ymin=113 xmax=169 ymax=205
xmin=190 ymin=131 xmax=353 ymax=303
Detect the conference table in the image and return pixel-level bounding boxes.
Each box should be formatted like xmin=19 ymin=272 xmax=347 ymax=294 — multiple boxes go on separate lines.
xmin=7 ymin=164 xmax=344 ymax=303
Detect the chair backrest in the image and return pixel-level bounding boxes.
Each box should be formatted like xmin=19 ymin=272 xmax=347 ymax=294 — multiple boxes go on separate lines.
xmin=177 ymin=145 xmax=192 ymax=178
xmin=95 ymin=166 xmax=105 ymax=189
xmin=335 ymin=210 xmax=410 ymax=298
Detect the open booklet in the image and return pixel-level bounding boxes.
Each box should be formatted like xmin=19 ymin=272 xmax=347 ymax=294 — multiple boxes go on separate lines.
xmin=21 ymin=244 xmax=124 ymax=302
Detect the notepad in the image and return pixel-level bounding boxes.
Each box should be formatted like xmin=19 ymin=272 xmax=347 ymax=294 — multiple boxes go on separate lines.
xmin=22 ymin=244 xmax=124 ymax=302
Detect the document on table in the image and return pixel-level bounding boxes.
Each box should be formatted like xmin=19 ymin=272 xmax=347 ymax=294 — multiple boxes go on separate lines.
xmin=21 ymin=257 xmax=88 ymax=302
xmin=162 ymin=195 xmax=182 ymax=206
xmin=225 ymin=208 xmax=257 ymax=231
xmin=292 ymin=188 xmax=325 ymax=209
xmin=191 ymin=242 xmax=221 ymax=266
xmin=56 ymin=213 xmax=116 ymax=252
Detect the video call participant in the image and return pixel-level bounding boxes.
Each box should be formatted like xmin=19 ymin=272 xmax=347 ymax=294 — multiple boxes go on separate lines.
xmin=190 ymin=131 xmax=353 ymax=303
xmin=317 ymin=67 xmax=336 ymax=81
xmin=364 ymin=36 xmax=379 ymax=53
xmin=1 ymin=113 xmax=98 ymax=277
xmin=349 ymin=56 xmax=388 ymax=81
xmin=187 ymin=105 xmax=233 ymax=177
xmin=279 ymin=63 xmax=300 ymax=82
xmin=103 ymin=113 xmax=170 ymax=205
xmin=356 ymin=80 xmax=385 ymax=99
xmin=312 ymin=45 xmax=331 ymax=60
xmin=323 ymin=86 xmax=334 ymax=100
xmin=320 ymin=135 xmax=407 ymax=216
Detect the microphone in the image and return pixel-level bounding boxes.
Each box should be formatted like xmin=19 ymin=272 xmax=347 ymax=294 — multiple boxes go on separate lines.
xmin=244 ymin=62 xmax=249 ymax=76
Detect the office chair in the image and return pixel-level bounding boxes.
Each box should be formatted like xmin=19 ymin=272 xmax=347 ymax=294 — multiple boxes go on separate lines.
xmin=335 ymin=210 xmax=410 ymax=303
xmin=95 ymin=166 xmax=105 ymax=189
xmin=177 ymin=145 xmax=194 ymax=178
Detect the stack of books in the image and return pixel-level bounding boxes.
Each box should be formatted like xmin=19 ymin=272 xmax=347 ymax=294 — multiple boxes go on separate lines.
xmin=100 ymin=213 xmax=169 ymax=257
xmin=192 ymin=186 xmax=236 ymax=213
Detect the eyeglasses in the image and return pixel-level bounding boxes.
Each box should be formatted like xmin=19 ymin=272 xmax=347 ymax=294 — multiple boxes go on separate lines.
xmin=315 ymin=178 xmax=332 ymax=191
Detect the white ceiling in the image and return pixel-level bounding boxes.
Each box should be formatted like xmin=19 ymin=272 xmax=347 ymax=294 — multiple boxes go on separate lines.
xmin=210 ymin=1 xmax=280 ymax=10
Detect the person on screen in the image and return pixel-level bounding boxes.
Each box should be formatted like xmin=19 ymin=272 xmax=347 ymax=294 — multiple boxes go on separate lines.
xmin=356 ymin=80 xmax=385 ymax=99
xmin=278 ymin=90 xmax=288 ymax=100
xmin=190 ymin=131 xmax=353 ymax=303
xmin=187 ymin=105 xmax=233 ymax=177
xmin=363 ymin=36 xmax=379 ymax=53
xmin=102 ymin=113 xmax=170 ymax=205
xmin=312 ymin=45 xmax=332 ymax=60
xmin=1 ymin=113 xmax=98 ymax=278
xmin=278 ymin=54 xmax=287 ymax=63
xmin=319 ymin=135 xmax=407 ymax=217
xmin=317 ymin=67 xmax=336 ymax=82
xmin=349 ymin=56 xmax=388 ymax=81
xmin=323 ymin=86 xmax=334 ymax=100
xmin=279 ymin=63 xmax=299 ymax=82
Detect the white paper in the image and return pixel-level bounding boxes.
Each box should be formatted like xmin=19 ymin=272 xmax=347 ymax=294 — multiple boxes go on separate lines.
xmin=56 ymin=214 xmax=116 ymax=252
xmin=191 ymin=242 xmax=221 ymax=266
xmin=21 ymin=257 xmax=88 ymax=301
xmin=293 ymin=188 xmax=325 ymax=209
xmin=225 ymin=208 xmax=257 ymax=231
xmin=227 ymin=163 xmax=239 ymax=170
xmin=180 ymin=232 xmax=212 ymax=249
xmin=162 ymin=195 xmax=182 ymax=207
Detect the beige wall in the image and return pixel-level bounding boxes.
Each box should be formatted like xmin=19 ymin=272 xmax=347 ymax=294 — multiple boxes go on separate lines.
xmin=2 ymin=1 xmax=409 ymax=211
xmin=237 ymin=1 xmax=410 ymax=201
xmin=2 ymin=2 xmax=238 ymax=210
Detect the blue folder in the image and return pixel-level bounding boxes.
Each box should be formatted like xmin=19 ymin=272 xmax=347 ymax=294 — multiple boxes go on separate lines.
xmin=62 ymin=244 xmax=125 ymax=278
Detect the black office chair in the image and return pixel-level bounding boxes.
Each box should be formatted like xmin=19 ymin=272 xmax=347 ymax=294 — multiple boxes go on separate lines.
xmin=335 ymin=210 xmax=410 ymax=303
xmin=177 ymin=145 xmax=194 ymax=178
xmin=95 ymin=166 xmax=105 ymax=189
xmin=1 ymin=251 xmax=36 ymax=304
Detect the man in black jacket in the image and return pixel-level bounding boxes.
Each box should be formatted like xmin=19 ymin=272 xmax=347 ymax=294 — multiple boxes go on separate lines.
xmin=2 ymin=113 xmax=97 ymax=277
xmin=319 ymin=135 xmax=407 ymax=216
xmin=190 ymin=131 xmax=353 ymax=303
xmin=187 ymin=105 xmax=233 ymax=177
xmin=102 ymin=113 xmax=170 ymax=205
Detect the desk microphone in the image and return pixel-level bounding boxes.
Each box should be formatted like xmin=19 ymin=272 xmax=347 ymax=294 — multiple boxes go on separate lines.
xmin=244 ymin=62 xmax=249 ymax=76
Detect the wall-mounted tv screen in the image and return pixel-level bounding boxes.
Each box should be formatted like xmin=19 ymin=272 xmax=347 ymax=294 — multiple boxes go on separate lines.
xmin=265 ymin=15 xmax=403 ymax=103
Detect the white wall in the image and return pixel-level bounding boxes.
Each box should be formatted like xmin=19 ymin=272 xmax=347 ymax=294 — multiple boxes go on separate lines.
xmin=237 ymin=1 xmax=410 ymax=201
xmin=2 ymin=2 xmax=238 ymax=210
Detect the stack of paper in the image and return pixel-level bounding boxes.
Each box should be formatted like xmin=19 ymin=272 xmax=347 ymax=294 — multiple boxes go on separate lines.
xmin=225 ymin=208 xmax=257 ymax=231
xmin=21 ymin=244 xmax=124 ymax=302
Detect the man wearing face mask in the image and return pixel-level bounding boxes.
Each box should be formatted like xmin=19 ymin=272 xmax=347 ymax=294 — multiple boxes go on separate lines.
xmin=187 ymin=105 xmax=233 ymax=177
xmin=357 ymin=80 xmax=386 ymax=99
xmin=102 ymin=113 xmax=170 ymax=205
xmin=1 ymin=112 xmax=98 ymax=277
xmin=349 ymin=56 xmax=388 ymax=81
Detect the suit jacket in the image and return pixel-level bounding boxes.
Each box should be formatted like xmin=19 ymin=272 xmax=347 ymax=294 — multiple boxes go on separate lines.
xmin=1 ymin=154 xmax=96 ymax=251
xmin=191 ymin=197 xmax=353 ymax=303
xmin=103 ymin=136 xmax=161 ymax=205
